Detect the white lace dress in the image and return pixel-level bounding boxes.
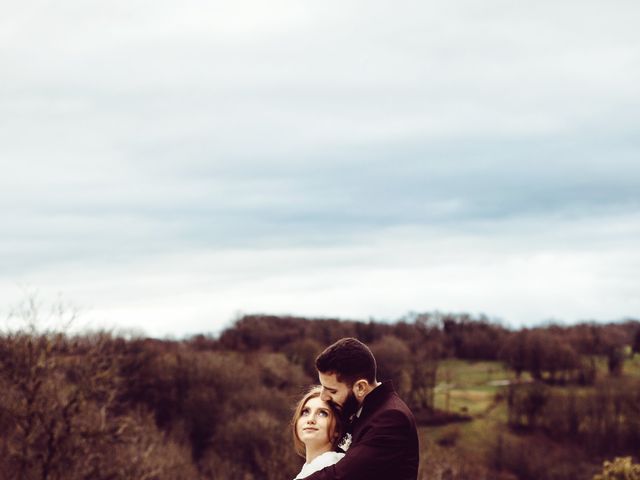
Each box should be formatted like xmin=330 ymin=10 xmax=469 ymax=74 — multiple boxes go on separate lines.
xmin=294 ymin=451 xmax=345 ymax=479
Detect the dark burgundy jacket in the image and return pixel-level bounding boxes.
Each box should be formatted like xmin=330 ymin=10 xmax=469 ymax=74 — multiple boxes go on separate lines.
xmin=304 ymin=382 xmax=419 ymax=480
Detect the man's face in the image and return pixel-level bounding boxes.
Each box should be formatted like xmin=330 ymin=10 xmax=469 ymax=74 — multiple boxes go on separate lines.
xmin=318 ymin=372 xmax=350 ymax=407
xmin=318 ymin=372 xmax=360 ymax=420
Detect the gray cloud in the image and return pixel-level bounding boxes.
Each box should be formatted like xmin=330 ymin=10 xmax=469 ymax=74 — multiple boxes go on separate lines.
xmin=2 ymin=0 xmax=640 ymax=333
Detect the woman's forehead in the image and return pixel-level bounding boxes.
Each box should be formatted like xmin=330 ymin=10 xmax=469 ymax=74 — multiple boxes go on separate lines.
xmin=304 ymin=396 xmax=329 ymax=409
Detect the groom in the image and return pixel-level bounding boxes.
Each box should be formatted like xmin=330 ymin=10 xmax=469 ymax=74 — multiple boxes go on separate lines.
xmin=305 ymin=337 xmax=419 ymax=480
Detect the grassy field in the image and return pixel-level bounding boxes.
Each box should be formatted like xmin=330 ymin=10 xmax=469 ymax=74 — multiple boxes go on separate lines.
xmin=419 ymin=360 xmax=514 ymax=478
xmin=419 ymin=361 xmax=505 ymax=470
xmin=593 ymin=352 xmax=640 ymax=376
xmin=433 ymin=359 xmax=514 ymax=416
xmin=418 ymin=355 xmax=640 ymax=479
xmin=432 ymin=355 xmax=640 ymax=418
xmin=625 ymin=353 xmax=640 ymax=375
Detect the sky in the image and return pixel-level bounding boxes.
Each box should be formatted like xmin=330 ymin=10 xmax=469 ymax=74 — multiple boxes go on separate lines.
xmin=1 ymin=0 xmax=640 ymax=337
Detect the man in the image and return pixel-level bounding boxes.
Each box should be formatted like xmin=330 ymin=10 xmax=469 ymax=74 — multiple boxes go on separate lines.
xmin=304 ymin=337 xmax=419 ymax=480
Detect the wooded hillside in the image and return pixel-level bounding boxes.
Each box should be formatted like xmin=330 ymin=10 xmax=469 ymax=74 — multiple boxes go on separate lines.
xmin=2 ymin=305 xmax=639 ymax=479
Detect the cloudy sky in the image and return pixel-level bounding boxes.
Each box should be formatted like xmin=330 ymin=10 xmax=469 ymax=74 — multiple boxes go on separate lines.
xmin=2 ymin=0 xmax=639 ymax=337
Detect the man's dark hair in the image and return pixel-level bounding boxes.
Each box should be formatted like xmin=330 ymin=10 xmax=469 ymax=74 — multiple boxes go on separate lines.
xmin=315 ymin=337 xmax=377 ymax=386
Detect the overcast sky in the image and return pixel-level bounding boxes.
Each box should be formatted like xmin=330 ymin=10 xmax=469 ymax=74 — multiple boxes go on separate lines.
xmin=2 ymin=0 xmax=639 ymax=337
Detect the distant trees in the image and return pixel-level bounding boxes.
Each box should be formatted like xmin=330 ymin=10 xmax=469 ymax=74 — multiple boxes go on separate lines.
xmin=507 ymin=378 xmax=640 ymax=455
xmin=497 ymin=320 xmax=640 ymax=386
xmin=0 ymin=329 xmax=308 ymax=480
xmin=118 ymin=347 xmax=304 ymax=479
xmin=371 ymin=335 xmax=412 ymax=397
xmin=499 ymin=329 xmax=592 ymax=384
xmin=0 ymin=330 xmax=198 ymax=480
xmin=219 ymin=315 xmax=640 ymax=384
xmin=507 ymin=382 xmax=551 ymax=430
xmin=634 ymin=329 xmax=640 ymax=355
xmin=369 ymin=321 xmax=440 ymax=413
xmin=217 ymin=314 xmax=444 ymax=415
xmin=283 ymin=337 xmax=324 ymax=377
xmin=2 ymin=301 xmax=639 ymax=480
xmin=439 ymin=313 xmax=509 ymax=360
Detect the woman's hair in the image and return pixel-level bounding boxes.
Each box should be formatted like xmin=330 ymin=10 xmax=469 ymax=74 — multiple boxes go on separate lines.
xmin=291 ymin=385 xmax=342 ymax=458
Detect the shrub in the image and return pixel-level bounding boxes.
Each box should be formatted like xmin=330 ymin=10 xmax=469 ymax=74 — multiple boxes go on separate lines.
xmin=594 ymin=457 xmax=640 ymax=480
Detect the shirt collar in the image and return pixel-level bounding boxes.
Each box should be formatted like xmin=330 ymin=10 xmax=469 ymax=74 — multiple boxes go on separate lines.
xmin=357 ymin=381 xmax=395 ymax=419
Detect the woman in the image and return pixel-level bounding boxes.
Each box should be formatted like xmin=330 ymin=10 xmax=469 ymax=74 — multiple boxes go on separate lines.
xmin=292 ymin=386 xmax=345 ymax=479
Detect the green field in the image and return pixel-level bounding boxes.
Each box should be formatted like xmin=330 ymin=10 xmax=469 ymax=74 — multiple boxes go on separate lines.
xmin=418 ymin=355 xmax=640 ymax=479
xmin=593 ymin=352 xmax=640 ymax=376
xmin=433 ymin=359 xmax=515 ymax=416
xmin=420 ymin=360 xmax=514 ymax=477
xmin=626 ymin=354 xmax=640 ymax=375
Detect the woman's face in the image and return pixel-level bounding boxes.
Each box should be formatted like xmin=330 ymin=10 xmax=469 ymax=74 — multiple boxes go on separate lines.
xmin=296 ymin=396 xmax=334 ymax=448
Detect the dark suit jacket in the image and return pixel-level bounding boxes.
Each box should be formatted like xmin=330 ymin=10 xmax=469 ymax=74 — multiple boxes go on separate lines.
xmin=304 ymin=382 xmax=419 ymax=480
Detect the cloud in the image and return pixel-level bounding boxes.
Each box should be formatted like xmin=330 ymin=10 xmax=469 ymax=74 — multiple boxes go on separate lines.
xmin=3 ymin=209 xmax=639 ymax=337
xmin=1 ymin=0 xmax=639 ymax=335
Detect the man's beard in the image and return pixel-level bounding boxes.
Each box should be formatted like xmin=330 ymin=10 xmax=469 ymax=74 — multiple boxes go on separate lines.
xmin=334 ymin=391 xmax=360 ymax=423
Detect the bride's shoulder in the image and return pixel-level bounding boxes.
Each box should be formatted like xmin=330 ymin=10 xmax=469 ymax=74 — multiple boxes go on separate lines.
xmin=318 ymin=450 xmax=345 ymax=465
xmin=294 ymin=451 xmax=346 ymax=479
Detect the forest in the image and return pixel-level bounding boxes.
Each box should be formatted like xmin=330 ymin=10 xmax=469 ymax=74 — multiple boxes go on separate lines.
xmin=2 ymin=300 xmax=640 ymax=480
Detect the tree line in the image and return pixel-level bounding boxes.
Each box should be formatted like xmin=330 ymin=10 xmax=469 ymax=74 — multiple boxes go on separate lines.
xmin=1 ymin=304 xmax=639 ymax=479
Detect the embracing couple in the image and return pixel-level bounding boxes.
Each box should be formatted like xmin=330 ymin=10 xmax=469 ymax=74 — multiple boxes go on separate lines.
xmin=291 ymin=337 xmax=419 ymax=480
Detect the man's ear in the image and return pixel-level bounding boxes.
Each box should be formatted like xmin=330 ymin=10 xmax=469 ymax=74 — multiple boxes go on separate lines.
xmin=353 ymin=379 xmax=368 ymax=399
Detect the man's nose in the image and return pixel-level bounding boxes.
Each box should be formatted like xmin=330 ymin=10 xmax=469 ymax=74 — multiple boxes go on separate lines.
xmin=320 ymin=391 xmax=330 ymax=402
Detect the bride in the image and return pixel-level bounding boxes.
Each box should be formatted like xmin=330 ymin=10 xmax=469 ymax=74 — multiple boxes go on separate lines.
xmin=292 ymin=386 xmax=345 ymax=479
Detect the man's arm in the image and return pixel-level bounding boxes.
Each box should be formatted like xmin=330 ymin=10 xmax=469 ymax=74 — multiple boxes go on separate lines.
xmin=304 ymin=408 xmax=414 ymax=480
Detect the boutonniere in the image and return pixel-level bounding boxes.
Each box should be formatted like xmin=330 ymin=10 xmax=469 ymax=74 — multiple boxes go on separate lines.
xmin=338 ymin=433 xmax=352 ymax=452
